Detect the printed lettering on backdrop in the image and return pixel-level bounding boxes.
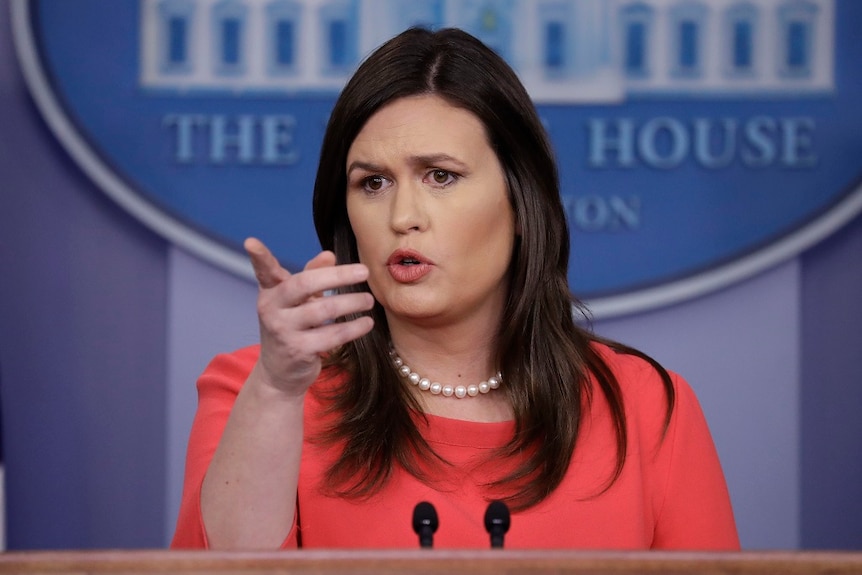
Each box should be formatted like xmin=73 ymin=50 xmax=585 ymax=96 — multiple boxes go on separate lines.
xmin=11 ymin=0 xmax=862 ymax=317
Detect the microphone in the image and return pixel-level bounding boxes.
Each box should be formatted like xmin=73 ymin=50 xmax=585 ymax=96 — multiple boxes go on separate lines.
xmin=412 ymin=501 xmax=439 ymax=548
xmin=484 ymin=500 xmax=510 ymax=548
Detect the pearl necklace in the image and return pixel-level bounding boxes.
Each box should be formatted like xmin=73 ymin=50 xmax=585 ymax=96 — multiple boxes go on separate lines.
xmin=388 ymin=347 xmax=502 ymax=399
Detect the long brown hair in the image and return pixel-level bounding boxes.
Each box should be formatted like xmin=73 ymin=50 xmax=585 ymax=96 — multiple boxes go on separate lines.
xmin=311 ymin=27 xmax=674 ymax=510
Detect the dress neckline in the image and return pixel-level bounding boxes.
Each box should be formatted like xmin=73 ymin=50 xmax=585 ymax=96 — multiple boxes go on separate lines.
xmin=412 ymin=410 xmax=515 ymax=449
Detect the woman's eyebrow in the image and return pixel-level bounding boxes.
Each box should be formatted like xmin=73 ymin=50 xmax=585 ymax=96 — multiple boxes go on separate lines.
xmin=347 ymin=154 xmax=469 ymax=176
xmin=346 ymin=160 xmax=384 ymax=177
xmin=407 ymin=153 xmax=469 ymax=170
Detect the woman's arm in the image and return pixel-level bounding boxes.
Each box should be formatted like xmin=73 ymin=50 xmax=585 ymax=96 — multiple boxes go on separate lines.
xmin=175 ymin=239 xmax=374 ymax=549
xmin=199 ymin=361 xmax=307 ymax=549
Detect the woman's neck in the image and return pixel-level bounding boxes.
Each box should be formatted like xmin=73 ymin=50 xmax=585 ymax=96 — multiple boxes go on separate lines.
xmin=386 ymin=319 xmax=513 ymax=422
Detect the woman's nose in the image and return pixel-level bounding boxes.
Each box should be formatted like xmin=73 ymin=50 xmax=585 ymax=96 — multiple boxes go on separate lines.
xmin=389 ymin=183 xmax=428 ymax=233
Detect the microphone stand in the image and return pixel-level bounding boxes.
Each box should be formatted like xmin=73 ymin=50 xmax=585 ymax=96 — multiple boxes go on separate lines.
xmin=412 ymin=501 xmax=439 ymax=548
xmin=484 ymin=500 xmax=511 ymax=548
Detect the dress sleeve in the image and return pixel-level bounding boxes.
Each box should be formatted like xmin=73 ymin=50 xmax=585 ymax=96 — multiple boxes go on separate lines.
xmin=169 ymin=346 xmax=299 ymax=549
xmin=651 ymin=374 xmax=740 ymax=550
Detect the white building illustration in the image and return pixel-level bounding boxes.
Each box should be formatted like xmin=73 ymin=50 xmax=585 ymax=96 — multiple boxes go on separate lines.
xmin=619 ymin=0 xmax=834 ymax=94
xmin=138 ymin=0 xmax=834 ymax=103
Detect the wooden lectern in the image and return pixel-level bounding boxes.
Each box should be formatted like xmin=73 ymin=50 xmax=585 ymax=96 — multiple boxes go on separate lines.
xmin=1 ymin=550 xmax=862 ymax=575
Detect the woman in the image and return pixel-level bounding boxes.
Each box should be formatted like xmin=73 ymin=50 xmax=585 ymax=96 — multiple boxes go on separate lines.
xmin=172 ymin=27 xmax=738 ymax=550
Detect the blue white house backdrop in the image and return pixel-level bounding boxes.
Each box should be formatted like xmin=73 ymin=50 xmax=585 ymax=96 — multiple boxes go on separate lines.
xmin=12 ymin=0 xmax=862 ymax=316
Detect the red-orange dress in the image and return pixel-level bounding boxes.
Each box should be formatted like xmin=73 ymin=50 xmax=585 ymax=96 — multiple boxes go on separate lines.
xmin=172 ymin=343 xmax=739 ymax=550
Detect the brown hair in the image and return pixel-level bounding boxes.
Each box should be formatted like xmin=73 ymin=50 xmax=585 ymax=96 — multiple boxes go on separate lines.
xmin=311 ymin=27 xmax=674 ymax=510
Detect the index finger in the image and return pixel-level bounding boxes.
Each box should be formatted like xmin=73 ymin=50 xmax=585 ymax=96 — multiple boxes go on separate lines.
xmin=244 ymin=237 xmax=289 ymax=289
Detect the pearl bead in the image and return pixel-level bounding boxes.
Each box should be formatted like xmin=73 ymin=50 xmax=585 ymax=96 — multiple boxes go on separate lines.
xmin=389 ymin=345 xmax=501 ymax=399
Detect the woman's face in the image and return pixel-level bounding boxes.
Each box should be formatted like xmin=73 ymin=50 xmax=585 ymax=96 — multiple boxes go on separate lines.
xmin=345 ymin=95 xmax=516 ymax=328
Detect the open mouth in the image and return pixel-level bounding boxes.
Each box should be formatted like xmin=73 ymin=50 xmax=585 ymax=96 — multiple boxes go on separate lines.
xmin=387 ymin=250 xmax=433 ymax=282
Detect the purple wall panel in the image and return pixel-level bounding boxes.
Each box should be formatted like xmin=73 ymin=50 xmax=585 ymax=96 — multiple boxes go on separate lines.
xmin=0 ymin=8 xmax=169 ymax=549
xmin=800 ymin=212 xmax=862 ymax=550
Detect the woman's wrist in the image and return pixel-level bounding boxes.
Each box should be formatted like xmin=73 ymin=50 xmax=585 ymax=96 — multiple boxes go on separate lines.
xmin=243 ymin=361 xmax=309 ymax=407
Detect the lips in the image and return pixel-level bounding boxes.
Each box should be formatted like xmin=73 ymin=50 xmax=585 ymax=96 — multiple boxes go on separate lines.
xmin=387 ymin=249 xmax=433 ymax=283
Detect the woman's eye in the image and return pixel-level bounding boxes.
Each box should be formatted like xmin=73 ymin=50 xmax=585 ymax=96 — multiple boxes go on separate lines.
xmin=429 ymin=170 xmax=455 ymax=185
xmin=363 ymin=176 xmax=387 ymax=192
